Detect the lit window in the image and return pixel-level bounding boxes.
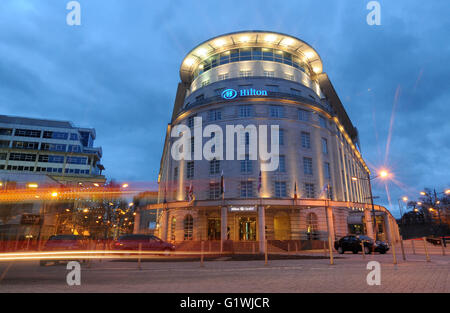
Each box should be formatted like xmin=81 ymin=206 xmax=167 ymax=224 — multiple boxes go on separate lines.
xmin=264 ymin=70 xmax=275 ymax=78
xmin=183 ymin=215 xmax=193 ymax=240
xmin=239 ymin=70 xmax=252 ymax=78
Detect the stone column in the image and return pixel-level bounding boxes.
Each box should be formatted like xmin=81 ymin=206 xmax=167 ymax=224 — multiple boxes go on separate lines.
xmin=364 ymin=209 xmax=374 ymax=239
xmin=258 ymin=206 xmax=266 ymax=254
xmin=220 ymin=207 xmax=227 ymax=252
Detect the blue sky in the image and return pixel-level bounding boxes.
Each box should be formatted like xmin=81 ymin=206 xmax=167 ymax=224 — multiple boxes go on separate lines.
xmin=1 ymin=0 xmax=449 ymax=216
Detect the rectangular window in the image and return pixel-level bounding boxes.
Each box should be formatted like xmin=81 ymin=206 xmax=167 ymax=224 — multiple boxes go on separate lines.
xmin=201 ymin=80 xmax=210 ymax=87
xmin=218 ymin=73 xmax=229 ymax=81
xmin=298 ymin=109 xmax=310 ymax=121
xmin=275 ymin=181 xmax=287 ymax=198
xmin=301 ymin=132 xmax=311 ymax=149
xmin=14 ymin=129 xmax=41 ymax=138
xmin=279 ymin=129 xmax=284 ymax=145
xmin=303 ymin=157 xmax=313 ymax=175
xmin=208 ymin=109 xmax=222 ymax=121
xmin=239 ymin=106 xmax=252 ymax=118
xmin=186 ymin=161 xmax=194 ymax=178
xmin=240 ymin=155 xmax=252 ymax=173
xmin=270 ymin=105 xmax=284 ymax=118
xmin=319 ymin=115 xmax=327 ymax=128
xmin=209 ymin=159 xmax=220 ymax=175
xmin=0 ymin=153 xmax=6 ymax=160
xmin=240 ymin=181 xmax=253 ymax=198
xmin=70 ymin=133 xmax=78 ymax=140
xmin=41 ymin=143 xmax=67 ymax=152
xmin=304 ymin=183 xmax=315 ymax=198
xmin=174 ymin=167 xmax=178 ymax=179
xmin=277 ymin=155 xmax=286 ymax=172
xmin=209 ymin=183 xmax=220 ymax=199
xmin=285 ymin=73 xmax=294 ymax=81
xmin=264 ymin=70 xmax=274 ymax=78
xmin=12 ymin=141 xmax=38 ymax=149
xmin=66 ymin=156 xmax=87 ymax=165
xmin=239 ymin=70 xmax=252 ymax=78
xmin=68 ymin=145 xmax=81 ymax=153
xmin=187 ymin=114 xmax=197 ymax=128
xmin=43 ymin=131 xmax=69 ymax=140
xmin=9 ymin=153 xmax=36 ymax=162
xmin=0 ymin=128 xmax=12 ymax=136
xmin=324 ymin=162 xmax=331 ymax=179
xmin=322 ymin=138 xmax=328 ymax=154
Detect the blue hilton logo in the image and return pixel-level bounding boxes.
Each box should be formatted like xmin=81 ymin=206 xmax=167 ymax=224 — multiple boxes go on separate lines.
xmin=221 ymin=88 xmax=268 ymax=100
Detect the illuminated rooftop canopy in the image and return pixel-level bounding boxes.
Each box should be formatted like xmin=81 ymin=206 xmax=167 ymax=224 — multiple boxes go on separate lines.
xmin=180 ymin=30 xmax=323 ymax=83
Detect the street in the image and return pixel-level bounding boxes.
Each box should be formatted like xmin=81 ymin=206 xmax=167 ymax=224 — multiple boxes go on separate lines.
xmin=0 ymin=252 xmax=448 ymax=293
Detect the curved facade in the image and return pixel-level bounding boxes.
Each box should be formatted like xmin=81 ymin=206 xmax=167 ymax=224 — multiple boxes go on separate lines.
xmin=150 ymin=31 xmax=399 ymax=252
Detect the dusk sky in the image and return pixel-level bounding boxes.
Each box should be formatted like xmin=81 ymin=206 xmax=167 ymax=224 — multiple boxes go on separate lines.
xmin=1 ymin=0 xmax=449 ymax=217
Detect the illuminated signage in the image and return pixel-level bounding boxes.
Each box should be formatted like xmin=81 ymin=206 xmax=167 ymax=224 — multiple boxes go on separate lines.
xmin=221 ymin=88 xmax=268 ymax=100
xmin=229 ymin=206 xmax=256 ymax=212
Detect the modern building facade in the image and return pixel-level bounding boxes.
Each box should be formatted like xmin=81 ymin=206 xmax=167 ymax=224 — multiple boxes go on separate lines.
xmin=149 ymin=31 xmax=399 ymax=252
xmin=0 ymin=115 xmax=105 ymax=185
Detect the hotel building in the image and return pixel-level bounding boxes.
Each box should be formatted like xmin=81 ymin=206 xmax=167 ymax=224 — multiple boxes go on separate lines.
xmin=149 ymin=31 xmax=399 ymax=252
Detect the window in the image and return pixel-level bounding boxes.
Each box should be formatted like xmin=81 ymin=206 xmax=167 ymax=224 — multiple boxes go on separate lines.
xmin=306 ymin=213 xmax=319 ymax=239
xmin=209 ymin=159 xmax=220 ymax=175
xmin=275 ymin=181 xmax=287 ymax=197
xmin=277 ymin=155 xmax=286 ymax=172
xmin=324 ymin=162 xmax=331 ymax=179
xmin=264 ymin=70 xmax=274 ymax=78
xmin=240 ymin=155 xmax=252 ymax=173
xmin=239 ymin=70 xmax=252 ymax=78
xmin=66 ymin=156 xmax=87 ymax=165
xmin=12 ymin=141 xmax=39 ymax=150
xmin=14 ymin=129 xmax=41 ymax=138
xmin=209 ymin=183 xmax=220 ymax=199
xmin=0 ymin=128 xmax=12 ymax=136
xmin=240 ymin=181 xmax=253 ymax=198
xmin=174 ymin=167 xmax=178 ymax=180
xmin=303 ymin=157 xmax=313 ymax=175
xmin=170 ymin=217 xmax=176 ymax=241
xmin=38 ymin=155 xmax=64 ymax=163
xmin=68 ymin=145 xmax=81 ymax=153
xmin=270 ymin=105 xmax=284 ymax=118
xmin=186 ymin=161 xmax=194 ymax=178
xmin=285 ymin=73 xmax=294 ymax=81
xmin=201 ymin=80 xmax=210 ymax=87
xmin=0 ymin=140 xmax=9 ymax=148
xmin=304 ymin=183 xmax=315 ymax=198
xmin=301 ymin=132 xmax=311 ymax=149
xmin=239 ymin=106 xmax=252 ymax=118
xmin=195 ymin=94 xmax=204 ymax=102
xmin=183 ymin=215 xmax=193 ymax=240
xmin=187 ymin=114 xmax=197 ymax=128
xmin=41 ymin=143 xmax=67 ymax=152
xmin=208 ymin=109 xmax=222 ymax=121
xmin=43 ymin=131 xmax=68 ymax=140
xmin=190 ymin=137 xmax=195 ymax=154
xmin=319 ymin=115 xmax=327 ymax=128
xmin=322 ymin=138 xmax=328 ymax=154
xmin=218 ymin=73 xmax=229 ymax=81
xmin=298 ymin=109 xmax=310 ymax=121
xmin=277 ymin=129 xmax=284 ymax=145
xmin=9 ymin=153 xmax=36 ymax=162
xmin=70 ymin=133 xmax=78 ymax=140
xmin=0 ymin=153 xmax=6 ymax=160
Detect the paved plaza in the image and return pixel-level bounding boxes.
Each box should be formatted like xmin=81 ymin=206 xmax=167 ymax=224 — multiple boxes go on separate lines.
xmin=0 ymin=251 xmax=448 ymax=293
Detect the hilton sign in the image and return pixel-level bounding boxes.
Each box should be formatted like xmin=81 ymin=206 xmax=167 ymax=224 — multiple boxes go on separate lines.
xmin=221 ymin=88 xmax=268 ymax=100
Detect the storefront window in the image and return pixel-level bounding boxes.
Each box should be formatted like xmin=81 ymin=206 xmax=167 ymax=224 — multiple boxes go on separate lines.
xmin=239 ymin=217 xmax=256 ymax=241
xmin=306 ymin=213 xmax=319 ymax=240
xmin=183 ymin=214 xmax=193 ymax=240
xmin=207 ymin=218 xmax=221 ymax=240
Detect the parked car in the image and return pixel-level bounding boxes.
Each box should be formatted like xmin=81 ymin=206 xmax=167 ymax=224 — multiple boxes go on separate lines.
xmin=40 ymin=234 xmax=87 ymax=266
xmin=334 ymin=235 xmax=389 ymax=254
xmin=113 ymin=234 xmax=175 ymax=252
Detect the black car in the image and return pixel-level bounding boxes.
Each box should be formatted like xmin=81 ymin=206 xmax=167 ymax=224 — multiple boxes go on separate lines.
xmin=334 ymin=235 xmax=389 ymax=254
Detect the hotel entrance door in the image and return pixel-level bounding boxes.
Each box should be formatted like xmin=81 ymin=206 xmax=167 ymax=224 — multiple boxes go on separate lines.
xmin=238 ymin=217 xmax=256 ymax=241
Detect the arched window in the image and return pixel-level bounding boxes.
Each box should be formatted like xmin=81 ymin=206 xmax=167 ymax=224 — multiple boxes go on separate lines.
xmin=306 ymin=212 xmax=319 ymax=240
xmin=170 ymin=217 xmax=176 ymax=241
xmin=183 ymin=214 xmax=193 ymax=240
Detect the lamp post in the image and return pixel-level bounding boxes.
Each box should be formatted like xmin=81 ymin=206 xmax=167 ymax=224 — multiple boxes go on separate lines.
xmin=351 ymin=170 xmax=390 ymax=242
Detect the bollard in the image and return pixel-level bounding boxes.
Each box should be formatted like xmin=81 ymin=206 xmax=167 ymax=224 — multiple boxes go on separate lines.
xmin=200 ymin=241 xmax=204 ymax=267
xmin=391 ymin=241 xmax=397 ymax=265
xmin=440 ymin=237 xmax=446 ymax=256
xmin=361 ymin=241 xmax=366 ymax=259
xmin=328 ymin=236 xmax=334 ymax=265
xmin=422 ymin=237 xmax=430 ymax=262
xmin=264 ymin=240 xmax=268 ymax=266
xmin=411 ymin=239 xmax=416 ymax=255
xmin=138 ymin=243 xmax=142 ymax=270
xmin=400 ymin=239 xmax=406 ymax=261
